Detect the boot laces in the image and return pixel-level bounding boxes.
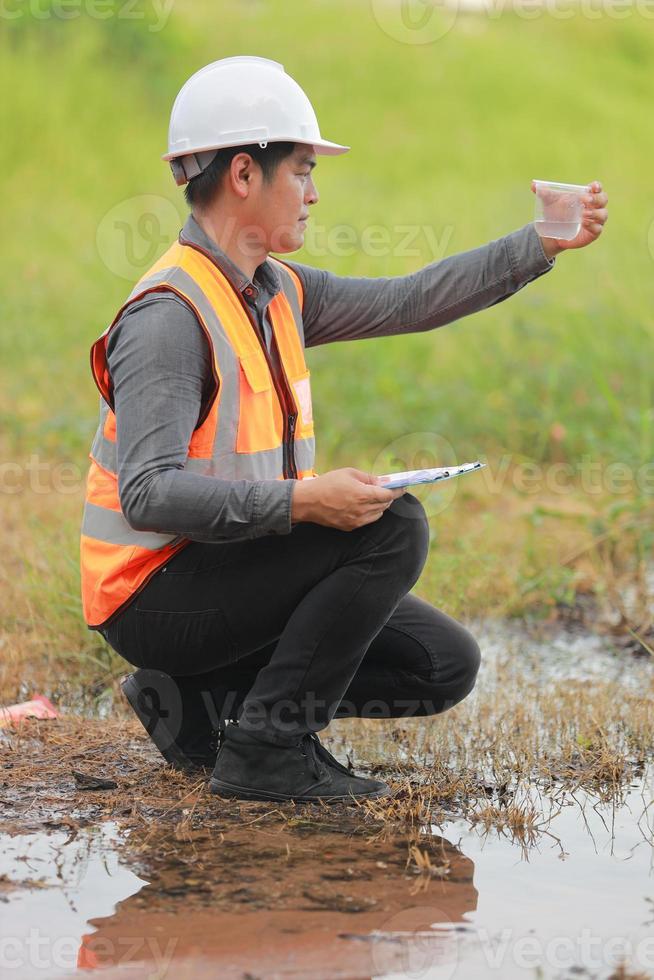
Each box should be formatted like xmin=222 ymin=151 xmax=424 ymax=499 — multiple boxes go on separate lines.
xmin=208 ymin=727 xmax=223 ymax=754
xmin=302 ymin=733 xmax=326 ymax=780
xmin=302 ymin=732 xmax=354 ymax=780
xmin=210 ymin=714 xmax=239 ymax=754
xmin=310 ymin=733 xmax=352 ymax=776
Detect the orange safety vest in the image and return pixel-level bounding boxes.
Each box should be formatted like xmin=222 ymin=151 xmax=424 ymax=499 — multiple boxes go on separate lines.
xmin=80 ymin=238 xmax=316 ymax=629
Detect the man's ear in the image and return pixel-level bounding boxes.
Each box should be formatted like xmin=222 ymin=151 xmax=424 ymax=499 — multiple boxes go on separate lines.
xmin=229 ymin=153 xmax=255 ymax=199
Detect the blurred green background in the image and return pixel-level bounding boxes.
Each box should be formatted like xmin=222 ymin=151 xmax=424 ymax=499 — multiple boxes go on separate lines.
xmin=1 ymin=0 xmax=652 ymax=696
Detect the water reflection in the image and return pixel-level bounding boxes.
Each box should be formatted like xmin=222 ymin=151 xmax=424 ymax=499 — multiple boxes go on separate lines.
xmin=79 ymin=820 xmax=477 ymax=978
xmin=0 ymin=772 xmax=652 ymax=979
xmin=0 ymin=823 xmax=145 ymax=978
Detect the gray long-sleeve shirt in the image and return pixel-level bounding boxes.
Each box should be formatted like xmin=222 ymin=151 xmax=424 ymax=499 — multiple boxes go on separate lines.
xmin=105 ymin=214 xmax=555 ymax=543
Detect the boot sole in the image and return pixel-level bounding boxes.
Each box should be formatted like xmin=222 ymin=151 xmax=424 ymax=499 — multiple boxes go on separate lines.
xmin=209 ymin=777 xmax=390 ymax=803
xmin=121 ymin=674 xmax=214 ymax=775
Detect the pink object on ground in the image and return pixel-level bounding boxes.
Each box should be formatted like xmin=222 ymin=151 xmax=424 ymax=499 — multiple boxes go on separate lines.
xmin=0 ymin=694 xmax=59 ymax=728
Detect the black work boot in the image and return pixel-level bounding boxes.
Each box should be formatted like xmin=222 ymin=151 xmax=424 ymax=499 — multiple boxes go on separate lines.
xmin=121 ymin=669 xmax=246 ymax=774
xmin=209 ymin=725 xmax=389 ymax=803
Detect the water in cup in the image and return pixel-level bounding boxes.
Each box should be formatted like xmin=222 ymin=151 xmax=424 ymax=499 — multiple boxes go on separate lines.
xmin=533 ymin=179 xmax=588 ymax=240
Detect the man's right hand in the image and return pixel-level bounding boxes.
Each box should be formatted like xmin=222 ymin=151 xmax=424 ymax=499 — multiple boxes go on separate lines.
xmin=290 ymin=468 xmax=407 ymax=531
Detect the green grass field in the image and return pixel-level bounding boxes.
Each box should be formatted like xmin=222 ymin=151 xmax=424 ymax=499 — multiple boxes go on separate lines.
xmin=1 ymin=1 xmax=652 ymax=698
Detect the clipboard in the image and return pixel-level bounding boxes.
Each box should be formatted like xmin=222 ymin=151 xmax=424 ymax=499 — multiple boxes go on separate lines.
xmin=377 ymin=461 xmax=485 ymax=490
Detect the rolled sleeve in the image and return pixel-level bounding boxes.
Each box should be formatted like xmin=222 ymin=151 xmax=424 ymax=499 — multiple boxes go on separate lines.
xmin=251 ymin=479 xmax=295 ymax=537
xmin=505 ymin=222 xmax=556 ymax=282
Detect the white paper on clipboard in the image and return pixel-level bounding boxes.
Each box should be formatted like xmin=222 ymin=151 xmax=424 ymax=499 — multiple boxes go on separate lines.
xmin=376 ymin=461 xmax=485 ymax=490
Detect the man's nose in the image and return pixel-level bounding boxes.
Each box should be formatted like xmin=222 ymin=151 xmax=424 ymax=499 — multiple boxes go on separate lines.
xmin=305 ymin=177 xmax=319 ymax=206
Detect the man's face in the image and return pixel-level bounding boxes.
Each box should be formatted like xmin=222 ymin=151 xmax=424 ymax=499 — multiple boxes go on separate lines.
xmin=246 ymin=145 xmax=319 ymax=254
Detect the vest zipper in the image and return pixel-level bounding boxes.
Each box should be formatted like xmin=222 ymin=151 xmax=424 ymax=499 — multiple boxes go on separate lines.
xmin=180 ymin=237 xmax=300 ymax=481
xmin=233 ymin=299 xmax=298 ymax=479
xmin=287 ymin=412 xmax=298 ymax=479
xmin=252 ymin=331 xmax=299 ymax=481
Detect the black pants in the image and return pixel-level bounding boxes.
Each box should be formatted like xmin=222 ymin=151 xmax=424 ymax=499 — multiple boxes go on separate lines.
xmin=103 ymin=493 xmax=481 ymax=744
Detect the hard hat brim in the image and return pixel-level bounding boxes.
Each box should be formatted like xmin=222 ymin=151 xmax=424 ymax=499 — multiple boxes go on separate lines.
xmin=310 ymin=138 xmax=350 ymax=156
xmin=162 ymin=136 xmax=350 ymax=162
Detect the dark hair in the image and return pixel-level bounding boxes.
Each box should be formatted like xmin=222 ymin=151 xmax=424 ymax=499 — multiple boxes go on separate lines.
xmin=183 ymin=141 xmax=297 ymax=209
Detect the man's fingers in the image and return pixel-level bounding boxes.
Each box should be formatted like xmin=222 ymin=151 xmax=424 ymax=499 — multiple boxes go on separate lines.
xmin=348 ymin=468 xmax=379 ymax=485
xmin=358 ymin=509 xmax=386 ymax=526
xmin=582 ymin=207 xmax=607 ymax=225
xmin=345 ymin=469 xmax=407 ymax=498
xmin=361 ymin=503 xmax=388 ymax=518
xmin=582 ymin=190 xmax=608 ymax=208
xmin=366 ymin=487 xmax=402 ymax=504
xmin=361 ymin=499 xmax=391 ymax=516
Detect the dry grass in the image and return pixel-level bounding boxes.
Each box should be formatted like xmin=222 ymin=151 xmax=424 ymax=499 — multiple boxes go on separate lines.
xmin=0 ymin=482 xmax=123 ymax=705
xmin=325 ymin=647 xmax=654 ymax=840
xmin=608 ymin=965 xmax=654 ymax=980
xmin=1 ymin=464 xmax=652 ymax=851
xmin=1 ymin=465 xmax=652 ymax=706
xmin=5 ymin=635 xmax=651 ymax=845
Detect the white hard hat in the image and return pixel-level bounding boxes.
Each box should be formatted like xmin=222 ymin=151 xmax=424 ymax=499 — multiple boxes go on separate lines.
xmin=163 ymin=56 xmax=350 ymax=186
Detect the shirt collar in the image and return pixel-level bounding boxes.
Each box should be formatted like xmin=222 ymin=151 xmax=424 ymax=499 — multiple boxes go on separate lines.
xmin=179 ymin=213 xmax=281 ymax=303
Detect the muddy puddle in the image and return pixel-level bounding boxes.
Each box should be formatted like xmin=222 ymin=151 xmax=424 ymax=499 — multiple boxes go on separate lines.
xmin=1 ymin=773 xmax=652 ymax=979
xmin=1 ymin=622 xmax=652 ymax=979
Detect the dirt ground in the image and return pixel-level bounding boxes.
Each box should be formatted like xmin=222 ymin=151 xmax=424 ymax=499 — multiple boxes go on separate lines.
xmin=1 ymin=623 xmax=652 ymax=979
xmin=0 ymin=716 xmax=482 ymax=978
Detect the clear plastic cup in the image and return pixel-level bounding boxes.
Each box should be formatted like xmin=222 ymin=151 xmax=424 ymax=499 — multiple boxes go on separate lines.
xmin=532 ymin=179 xmax=589 ymax=240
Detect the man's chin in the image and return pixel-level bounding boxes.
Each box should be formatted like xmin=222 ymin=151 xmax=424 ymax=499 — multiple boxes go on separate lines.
xmin=268 ymin=233 xmax=304 ymax=255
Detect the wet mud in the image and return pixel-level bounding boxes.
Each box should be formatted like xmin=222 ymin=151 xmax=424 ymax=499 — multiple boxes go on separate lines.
xmin=1 ymin=623 xmax=653 ymax=979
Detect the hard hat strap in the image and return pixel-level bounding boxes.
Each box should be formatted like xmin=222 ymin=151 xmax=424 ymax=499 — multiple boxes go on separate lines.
xmin=170 ymin=149 xmax=219 ymax=186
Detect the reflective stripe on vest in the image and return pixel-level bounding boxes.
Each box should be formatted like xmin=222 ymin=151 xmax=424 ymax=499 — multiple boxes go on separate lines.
xmin=80 ymin=242 xmax=315 ymax=628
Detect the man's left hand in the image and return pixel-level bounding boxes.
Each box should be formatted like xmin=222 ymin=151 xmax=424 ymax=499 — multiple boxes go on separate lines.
xmin=531 ymin=180 xmax=608 ymax=259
